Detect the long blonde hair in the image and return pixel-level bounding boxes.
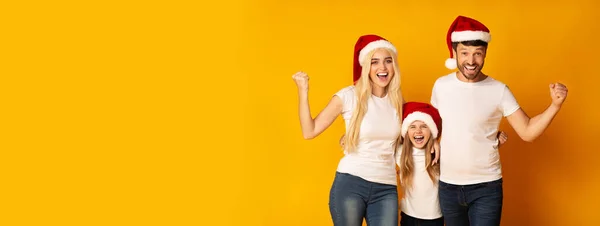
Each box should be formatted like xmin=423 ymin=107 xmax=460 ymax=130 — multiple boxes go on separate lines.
xmin=396 ymin=135 xmax=440 ymax=191
xmin=344 ymin=48 xmax=404 ymax=152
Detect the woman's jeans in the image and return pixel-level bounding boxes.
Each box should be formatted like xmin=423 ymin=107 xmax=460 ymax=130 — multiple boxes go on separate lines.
xmin=329 ymin=172 xmax=398 ymax=226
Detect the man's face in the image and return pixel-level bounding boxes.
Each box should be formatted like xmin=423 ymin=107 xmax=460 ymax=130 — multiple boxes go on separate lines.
xmin=454 ymin=43 xmax=487 ymax=81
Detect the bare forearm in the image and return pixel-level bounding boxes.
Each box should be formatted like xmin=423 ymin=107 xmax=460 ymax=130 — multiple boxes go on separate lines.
xmin=508 ymin=82 xmax=568 ymax=142
xmin=298 ymin=91 xmax=316 ymax=139
xmin=523 ymin=104 xmax=561 ymax=141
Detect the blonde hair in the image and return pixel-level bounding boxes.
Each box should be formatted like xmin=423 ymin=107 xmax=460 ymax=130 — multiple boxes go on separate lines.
xmin=344 ymin=48 xmax=404 ymax=152
xmin=396 ymin=134 xmax=440 ymax=191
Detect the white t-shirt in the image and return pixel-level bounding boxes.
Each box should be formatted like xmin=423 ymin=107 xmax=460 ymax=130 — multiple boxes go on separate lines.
xmin=335 ymin=86 xmax=401 ymax=186
xmin=396 ymin=145 xmax=442 ymax=219
xmin=430 ymin=73 xmax=520 ymax=185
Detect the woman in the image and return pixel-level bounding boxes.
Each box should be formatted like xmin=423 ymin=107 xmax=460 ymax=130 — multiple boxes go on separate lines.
xmin=292 ymin=34 xmax=404 ymax=226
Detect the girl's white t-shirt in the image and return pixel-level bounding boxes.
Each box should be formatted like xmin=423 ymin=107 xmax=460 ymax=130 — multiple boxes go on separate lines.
xmin=396 ymin=145 xmax=442 ymax=219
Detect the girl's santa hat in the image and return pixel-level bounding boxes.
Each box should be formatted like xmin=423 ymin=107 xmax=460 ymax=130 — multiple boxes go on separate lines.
xmin=401 ymin=102 xmax=442 ymax=139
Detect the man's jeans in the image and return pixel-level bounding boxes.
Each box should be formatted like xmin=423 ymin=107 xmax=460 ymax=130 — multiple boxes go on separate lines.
xmin=438 ymin=178 xmax=503 ymax=226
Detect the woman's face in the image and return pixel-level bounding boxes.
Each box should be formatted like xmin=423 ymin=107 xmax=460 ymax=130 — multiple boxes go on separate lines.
xmin=368 ymin=48 xmax=395 ymax=89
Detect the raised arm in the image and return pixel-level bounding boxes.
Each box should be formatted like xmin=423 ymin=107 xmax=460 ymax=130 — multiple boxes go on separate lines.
xmin=506 ymin=83 xmax=568 ymax=142
xmin=293 ymin=71 xmax=343 ymax=140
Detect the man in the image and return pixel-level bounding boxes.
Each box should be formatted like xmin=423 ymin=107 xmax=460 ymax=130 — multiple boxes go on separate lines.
xmin=431 ymin=15 xmax=568 ymax=226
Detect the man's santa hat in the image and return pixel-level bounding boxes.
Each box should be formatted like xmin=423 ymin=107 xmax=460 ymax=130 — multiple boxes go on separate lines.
xmin=353 ymin=34 xmax=397 ymax=84
xmin=401 ymin=102 xmax=442 ymax=139
xmin=445 ymin=16 xmax=491 ymax=70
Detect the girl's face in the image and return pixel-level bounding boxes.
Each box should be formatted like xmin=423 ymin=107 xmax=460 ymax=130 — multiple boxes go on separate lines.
xmin=407 ymin=120 xmax=431 ymax=149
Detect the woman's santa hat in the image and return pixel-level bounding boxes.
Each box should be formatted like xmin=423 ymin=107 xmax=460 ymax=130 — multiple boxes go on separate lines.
xmin=401 ymin=102 xmax=442 ymax=139
xmin=445 ymin=16 xmax=491 ymax=70
xmin=353 ymin=34 xmax=397 ymax=84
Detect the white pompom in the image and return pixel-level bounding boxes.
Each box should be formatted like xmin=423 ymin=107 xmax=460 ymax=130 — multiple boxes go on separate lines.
xmin=445 ymin=58 xmax=457 ymax=70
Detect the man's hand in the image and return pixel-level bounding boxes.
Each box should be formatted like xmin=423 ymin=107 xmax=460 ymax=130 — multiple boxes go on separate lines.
xmin=549 ymin=83 xmax=568 ymax=107
xmin=431 ymin=139 xmax=440 ymax=165
xmin=497 ymin=131 xmax=508 ymax=148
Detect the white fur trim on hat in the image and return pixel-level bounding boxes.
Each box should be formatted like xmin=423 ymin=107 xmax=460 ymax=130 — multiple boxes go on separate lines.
xmin=445 ymin=58 xmax=457 ymax=70
xmin=401 ymin=112 xmax=439 ymax=139
xmin=359 ymin=40 xmax=397 ymax=66
xmin=451 ymin=30 xmax=491 ymax=43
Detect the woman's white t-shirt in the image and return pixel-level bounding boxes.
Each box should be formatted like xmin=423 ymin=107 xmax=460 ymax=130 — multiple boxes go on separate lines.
xmin=334 ymin=86 xmax=401 ymax=186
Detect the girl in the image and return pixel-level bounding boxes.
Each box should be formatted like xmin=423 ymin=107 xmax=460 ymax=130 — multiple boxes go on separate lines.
xmin=396 ymin=102 xmax=507 ymax=226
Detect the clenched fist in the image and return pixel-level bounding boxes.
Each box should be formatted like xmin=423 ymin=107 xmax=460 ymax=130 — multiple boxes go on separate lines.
xmin=549 ymin=83 xmax=568 ymax=107
xmin=292 ymin=71 xmax=310 ymax=93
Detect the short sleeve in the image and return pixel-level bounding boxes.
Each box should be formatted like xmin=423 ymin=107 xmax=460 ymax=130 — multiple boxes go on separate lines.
xmin=501 ymin=85 xmax=520 ymax=117
xmin=430 ymin=81 xmax=438 ymax=108
xmin=334 ymin=86 xmax=356 ymax=119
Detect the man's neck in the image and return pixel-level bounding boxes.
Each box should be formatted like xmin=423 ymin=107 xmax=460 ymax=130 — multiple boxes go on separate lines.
xmin=456 ymin=71 xmax=487 ymax=83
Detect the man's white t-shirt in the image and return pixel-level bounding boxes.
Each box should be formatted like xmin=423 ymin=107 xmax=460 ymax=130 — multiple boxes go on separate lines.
xmin=335 ymin=86 xmax=401 ymax=186
xmin=430 ymin=73 xmax=520 ymax=185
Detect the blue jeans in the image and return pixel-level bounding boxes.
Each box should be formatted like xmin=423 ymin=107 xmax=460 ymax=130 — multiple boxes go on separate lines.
xmin=400 ymin=212 xmax=444 ymax=226
xmin=438 ymin=178 xmax=503 ymax=226
xmin=329 ymin=172 xmax=398 ymax=226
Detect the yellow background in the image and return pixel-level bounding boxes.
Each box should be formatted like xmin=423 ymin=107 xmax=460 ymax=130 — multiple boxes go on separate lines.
xmin=2 ymin=0 xmax=599 ymax=225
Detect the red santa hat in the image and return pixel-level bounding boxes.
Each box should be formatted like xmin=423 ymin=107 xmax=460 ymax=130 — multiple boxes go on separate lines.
xmin=445 ymin=16 xmax=491 ymax=70
xmin=401 ymin=102 xmax=442 ymax=139
xmin=353 ymin=34 xmax=397 ymax=84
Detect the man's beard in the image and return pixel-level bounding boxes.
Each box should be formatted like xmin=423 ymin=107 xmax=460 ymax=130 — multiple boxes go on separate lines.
xmin=458 ymin=62 xmax=484 ymax=80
